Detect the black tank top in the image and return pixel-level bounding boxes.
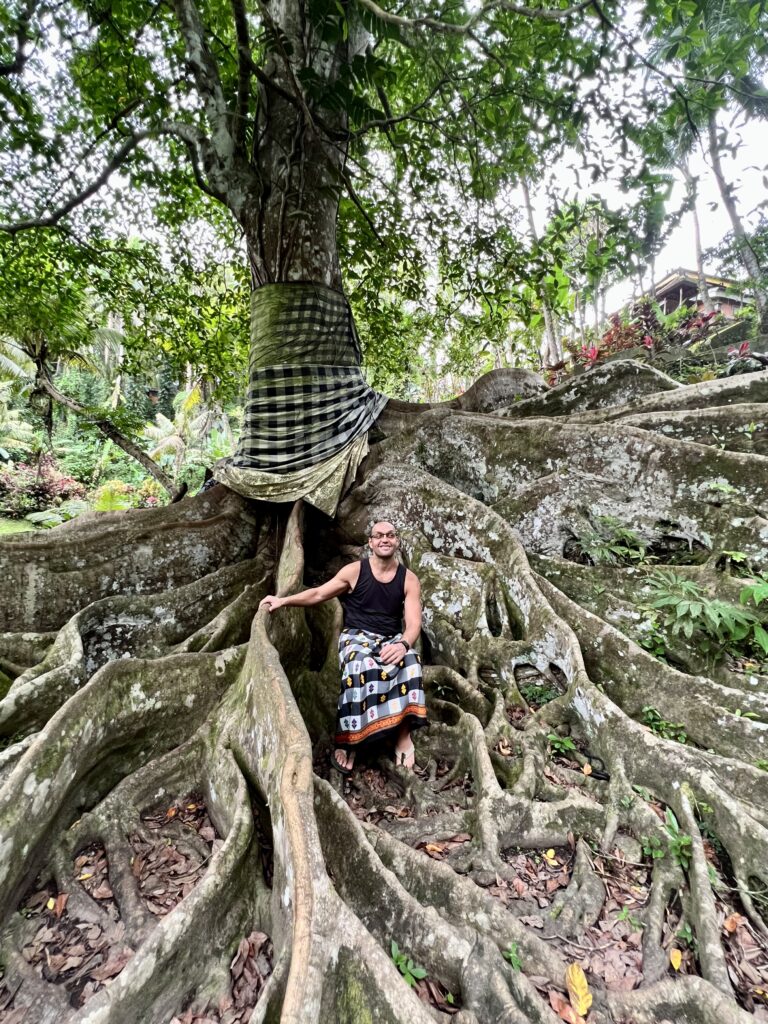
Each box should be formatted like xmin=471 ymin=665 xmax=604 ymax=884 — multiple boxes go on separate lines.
xmin=341 ymin=559 xmax=406 ymax=635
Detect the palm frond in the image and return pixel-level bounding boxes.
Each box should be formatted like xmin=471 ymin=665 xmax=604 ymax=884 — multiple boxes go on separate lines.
xmin=148 ymin=435 xmax=185 ymax=460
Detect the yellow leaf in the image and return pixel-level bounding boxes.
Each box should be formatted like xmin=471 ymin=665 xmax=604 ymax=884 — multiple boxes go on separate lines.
xmin=543 ymin=848 xmax=558 ymax=866
xmin=46 ymin=898 xmax=55 ymax=911
xmin=669 ymin=948 xmax=682 ymax=971
xmin=582 ymin=763 xmax=592 ymax=776
xmin=565 ymin=962 xmax=592 ymax=1017
xmin=77 ymin=873 xmax=93 ymax=881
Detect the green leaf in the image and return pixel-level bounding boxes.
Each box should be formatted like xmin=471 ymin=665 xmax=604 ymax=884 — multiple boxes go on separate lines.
xmin=753 ymin=623 xmax=768 ymax=654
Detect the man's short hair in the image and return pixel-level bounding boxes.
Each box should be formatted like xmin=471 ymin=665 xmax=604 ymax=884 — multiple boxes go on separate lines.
xmin=368 ymin=519 xmax=397 ymax=537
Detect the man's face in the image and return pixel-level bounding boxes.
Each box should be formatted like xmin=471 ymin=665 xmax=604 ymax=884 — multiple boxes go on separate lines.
xmin=368 ymin=522 xmax=398 ymax=558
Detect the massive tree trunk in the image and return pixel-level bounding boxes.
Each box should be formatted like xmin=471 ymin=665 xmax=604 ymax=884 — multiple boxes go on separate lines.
xmin=2 ymin=3 xmax=768 ymax=1021
xmin=1 ymin=360 xmax=768 ymax=1022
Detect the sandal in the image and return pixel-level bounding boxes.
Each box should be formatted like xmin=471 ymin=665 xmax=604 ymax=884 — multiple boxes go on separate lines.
xmin=331 ymin=748 xmax=354 ymax=776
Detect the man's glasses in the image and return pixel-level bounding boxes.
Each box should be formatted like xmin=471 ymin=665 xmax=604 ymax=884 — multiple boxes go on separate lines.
xmin=370 ymin=531 xmax=397 ymax=540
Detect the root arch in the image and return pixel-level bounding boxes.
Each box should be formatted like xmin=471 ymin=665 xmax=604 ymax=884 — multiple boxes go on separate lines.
xmin=0 ymin=364 xmax=767 ymax=1022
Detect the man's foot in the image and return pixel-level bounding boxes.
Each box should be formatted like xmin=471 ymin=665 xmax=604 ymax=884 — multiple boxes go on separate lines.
xmin=395 ymin=739 xmax=416 ymax=770
xmin=331 ymin=748 xmax=356 ymax=776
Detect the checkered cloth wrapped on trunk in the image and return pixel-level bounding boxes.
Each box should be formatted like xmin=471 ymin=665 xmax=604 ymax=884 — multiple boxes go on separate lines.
xmin=226 ymin=282 xmax=387 ymax=474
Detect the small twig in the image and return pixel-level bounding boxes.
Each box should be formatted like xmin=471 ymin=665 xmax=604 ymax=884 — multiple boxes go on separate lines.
xmin=541 ymin=933 xmax=616 ymax=951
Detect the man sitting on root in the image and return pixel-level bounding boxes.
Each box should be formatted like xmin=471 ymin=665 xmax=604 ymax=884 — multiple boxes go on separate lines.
xmin=259 ymin=520 xmax=426 ymax=774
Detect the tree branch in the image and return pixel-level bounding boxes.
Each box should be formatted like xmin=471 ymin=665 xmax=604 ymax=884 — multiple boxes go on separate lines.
xmin=0 ymin=0 xmax=38 ymax=77
xmin=230 ymin=0 xmax=252 ymax=153
xmin=171 ymin=0 xmax=235 ymax=149
xmin=35 ymin=373 xmax=179 ymax=498
xmin=159 ymin=120 xmax=223 ymax=200
xmin=340 ymin=166 xmax=383 ymax=244
xmin=353 ymin=0 xmax=592 ymax=35
xmin=0 ymin=132 xmax=153 ymax=235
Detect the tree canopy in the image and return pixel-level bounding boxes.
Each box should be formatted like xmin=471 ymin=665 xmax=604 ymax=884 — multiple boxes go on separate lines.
xmin=3 ymin=0 xmax=766 ymax=374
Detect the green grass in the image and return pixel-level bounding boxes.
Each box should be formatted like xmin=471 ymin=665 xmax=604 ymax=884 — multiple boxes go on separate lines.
xmin=0 ymin=516 xmax=36 ymax=536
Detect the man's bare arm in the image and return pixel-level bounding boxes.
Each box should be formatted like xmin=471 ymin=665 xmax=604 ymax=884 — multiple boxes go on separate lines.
xmin=259 ymin=563 xmax=357 ymax=612
xmin=402 ymin=571 xmax=422 ymax=647
xmin=380 ymin=570 xmax=422 ymax=664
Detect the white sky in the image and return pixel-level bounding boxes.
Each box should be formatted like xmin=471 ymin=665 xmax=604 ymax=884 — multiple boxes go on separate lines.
xmin=523 ymin=113 xmax=767 ymax=314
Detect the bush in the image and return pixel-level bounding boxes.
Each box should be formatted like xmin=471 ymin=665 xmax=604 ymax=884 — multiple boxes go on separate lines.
xmin=55 ymin=434 xmax=104 ymax=482
xmin=0 ymin=455 xmax=86 ymax=517
xmin=90 ymin=478 xmax=135 ymax=512
xmin=136 ymin=477 xmax=166 ymax=508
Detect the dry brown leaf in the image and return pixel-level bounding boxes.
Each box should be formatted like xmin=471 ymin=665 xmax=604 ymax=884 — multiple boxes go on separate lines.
xmin=582 ymin=763 xmax=593 ymax=776
xmin=90 ymin=949 xmax=133 ymax=982
xmin=549 ymin=989 xmax=587 ymax=1024
xmin=418 ymin=842 xmax=446 ymax=860
xmin=565 ymin=962 xmax=593 ymax=1017
xmin=723 ymin=912 xmax=745 ymax=934
xmin=51 ymin=893 xmax=69 ymax=918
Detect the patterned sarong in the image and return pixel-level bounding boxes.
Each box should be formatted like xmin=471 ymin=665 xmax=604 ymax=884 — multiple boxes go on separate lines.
xmin=335 ymin=628 xmax=428 ymax=748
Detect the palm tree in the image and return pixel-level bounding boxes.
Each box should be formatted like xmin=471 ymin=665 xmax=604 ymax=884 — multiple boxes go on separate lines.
xmin=143 ymin=387 xmax=219 ymax=485
xmin=0 ymin=380 xmax=34 ymax=459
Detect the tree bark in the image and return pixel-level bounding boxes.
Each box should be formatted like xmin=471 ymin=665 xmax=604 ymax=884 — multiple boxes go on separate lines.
xmin=521 ymin=178 xmax=562 ymax=366
xmin=1 ymin=360 xmax=768 ymax=1023
xmin=679 ymin=159 xmax=713 ymax=314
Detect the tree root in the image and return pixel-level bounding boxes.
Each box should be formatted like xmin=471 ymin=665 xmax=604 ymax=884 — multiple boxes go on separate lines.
xmin=1 ymin=368 xmax=768 ymax=1020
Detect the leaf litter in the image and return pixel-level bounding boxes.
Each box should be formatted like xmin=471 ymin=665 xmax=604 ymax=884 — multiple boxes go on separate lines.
xmin=131 ymin=793 xmax=221 ymax=916
xmin=19 ymin=876 xmax=133 ymax=1008
xmin=168 ymin=931 xmax=273 ymax=1024
xmin=8 ymin=793 xmax=221 ymax=1011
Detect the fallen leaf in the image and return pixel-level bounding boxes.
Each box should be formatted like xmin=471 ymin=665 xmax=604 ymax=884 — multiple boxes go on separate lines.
xmin=723 ymin=912 xmax=745 ymax=934
xmin=419 ymin=842 xmax=446 ymax=860
xmin=565 ymin=962 xmax=593 ymax=1017
xmin=543 ymin=849 xmax=558 ymax=867
xmin=519 ymin=914 xmax=544 ymax=928
xmin=90 ymin=949 xmax=133 ymax=982
xmin=582 ymin=764 xmax=593 ymax=776
xmin=48 ymin=893 xmax=68 ymax=918
xmin=669 ymin=948 xmax=682 ymax=971
xmin=549 ymin=989 xmax=587 ymax=1024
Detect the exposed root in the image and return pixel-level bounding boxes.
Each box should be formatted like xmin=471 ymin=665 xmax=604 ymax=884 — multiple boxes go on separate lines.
xmin=2 ymin=367 xmax=768 ymax=1020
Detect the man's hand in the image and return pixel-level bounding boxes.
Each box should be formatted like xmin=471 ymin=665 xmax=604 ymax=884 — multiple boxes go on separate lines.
xmin=380 ymin=640 xmax=407 ymax=665
xmin=259 ymin=595 xmax=284 ymax=613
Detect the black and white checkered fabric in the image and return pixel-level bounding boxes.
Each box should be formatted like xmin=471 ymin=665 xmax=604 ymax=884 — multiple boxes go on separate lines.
xmin=227 ymin=283 xmax=387 ymax=473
